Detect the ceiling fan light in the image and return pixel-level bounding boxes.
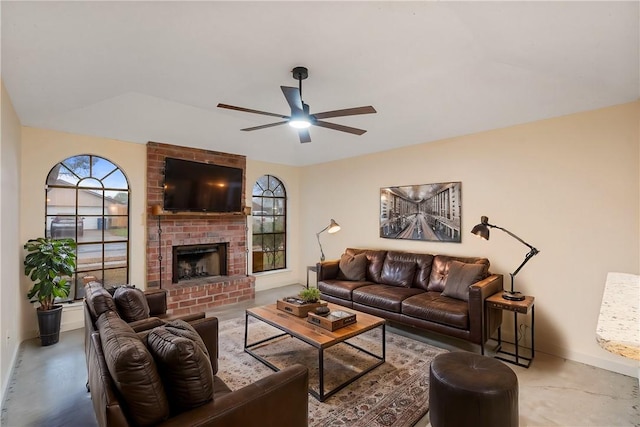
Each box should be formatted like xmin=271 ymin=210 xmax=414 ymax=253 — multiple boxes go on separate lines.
xmin=289 ymin=118 xmax=311 ymax=129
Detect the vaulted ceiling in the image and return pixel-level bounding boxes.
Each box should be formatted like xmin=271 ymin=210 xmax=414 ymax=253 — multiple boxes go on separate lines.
xmin=2 ymin=1 xmax=638 ymax=166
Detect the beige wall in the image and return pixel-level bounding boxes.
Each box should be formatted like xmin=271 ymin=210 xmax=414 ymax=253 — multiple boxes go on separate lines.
xmin=7 ymin=101 xmax=638 ymax=390
xmin=20 ymin=128 xmax=148 ymax=338
xmin=0 ymin=81 xmax=22 ymax=404
xmin=300 ymin=102 xmax=639 ymax=376
xmin=245 ymin=159 xmax=302 ymax=291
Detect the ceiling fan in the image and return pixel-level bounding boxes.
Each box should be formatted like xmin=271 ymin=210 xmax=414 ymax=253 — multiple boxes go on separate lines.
xmin=217 ymin=66 xmax=376 ymax=143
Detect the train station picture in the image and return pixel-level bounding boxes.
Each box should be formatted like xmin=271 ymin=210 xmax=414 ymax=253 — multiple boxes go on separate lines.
xmin=380 ymin=182 xmax=461 ymax=242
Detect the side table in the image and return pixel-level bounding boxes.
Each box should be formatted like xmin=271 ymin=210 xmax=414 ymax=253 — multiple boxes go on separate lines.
xmin=486 ymin=292 xmax=535 ymax=368
xmin=306 ymin=265 xmax=318 ymax=289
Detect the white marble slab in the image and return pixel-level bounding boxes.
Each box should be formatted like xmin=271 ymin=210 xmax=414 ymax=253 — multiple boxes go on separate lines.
xmin=596 ymin=272 xmax=640 ymax=361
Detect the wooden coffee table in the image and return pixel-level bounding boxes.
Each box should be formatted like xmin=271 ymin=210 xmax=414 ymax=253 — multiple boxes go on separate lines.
xmin=244 ymin=302 xmax=386 ymax=401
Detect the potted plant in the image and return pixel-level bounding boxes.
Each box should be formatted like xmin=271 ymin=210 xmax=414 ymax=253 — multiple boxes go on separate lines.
xmin=298 ymin=287 xmax=321 ymax=303
xmin=23 ymin=237 xmax=77 ymax=346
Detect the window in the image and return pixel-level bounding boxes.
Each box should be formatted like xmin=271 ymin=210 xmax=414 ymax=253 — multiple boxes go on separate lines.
xmin=45 ymin=155 xmax=130 ymax=300
xmin=252 ymin=175 xmax=286 ymax=273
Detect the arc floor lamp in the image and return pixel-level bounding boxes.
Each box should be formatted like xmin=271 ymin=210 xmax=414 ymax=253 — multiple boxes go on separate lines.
xmin=471 ymin=216 xmax=540 ymax=301
xmin=316 ymin=219 xmax=341 ymax=261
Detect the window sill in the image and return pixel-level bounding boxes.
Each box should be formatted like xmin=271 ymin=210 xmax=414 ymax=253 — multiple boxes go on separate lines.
xmin=253 ymin=269 xmax=292 ymax=276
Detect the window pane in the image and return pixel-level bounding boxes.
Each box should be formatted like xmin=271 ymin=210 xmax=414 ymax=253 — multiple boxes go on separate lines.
xmin=262 ymin=198 xmax=274 ymax=212
xmin=77 ymin=243 xmax=103 ymax=271
xmin=103 ymin=169 xmax=128 ymax=190
xmin=104 ymin=218 xmax=128 ymax=242
xmin=78 ymin=177 xmax=103 ymax=189
xmin=92 ymin=157 xmax=118 ymax=181
xmin=274 ymin=199 xmax=285 ymax=215
xmin=104 ymin=268 xmax=128 ymax=287
xmin=273 ymin=184 xmax=285 ymax=197
xmin=63 ymin=155 xmax=94 ymax=179
xmin=252 ymin=234 xmax=263 ymax=252
xmin=274 ymin=233 xmax=285 ymax=250
xmin=274 ymin=251 xmax=285 ymax=269
xmin=262 ymin=234 xmax=275 ymax=252
xmin=274 ymin=216 xmax=285 ymax=233
xmin=253 ymin=176 xmax=269 ymax=194
xmin=105 ymin=242 xmax=127 ymax=269
xmin=47 ymin=188 xmax=76 ymax=214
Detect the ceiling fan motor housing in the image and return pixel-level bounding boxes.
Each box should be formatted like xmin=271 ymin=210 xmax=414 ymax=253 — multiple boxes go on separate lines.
xmin=292 ymin=66 xmax=308 ymax=81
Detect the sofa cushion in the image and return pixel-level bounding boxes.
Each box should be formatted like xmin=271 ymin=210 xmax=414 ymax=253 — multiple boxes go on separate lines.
xmin=380 ymin=258 xmax=417 ymax=287
xmin=345 ymin=248 xmax=387 ymax=283
xmin=85 ymin=281 xmax=117 ymax=320
xmin=97 ymin=311 xmax=169 ymax=427
xmin=427 ymin=256 xmax=490 ymax=292
xmin=385 ymin=251 xmax=434 ymax=290
xmin=337 ymin=252 xmax=367 ymax=281
xmin=352 ymin=284 xmax=424 ymax=313
xmin=113 ymin=286 xmax=150 ymax=322
xmin=441 ymin=261 xmax=486 ymax=301
xmin=147 ymin=320 xmax=214 ymax=415
xmin=401 ymin=292 xmax=469 ymax=329
xmin=319 ymin=280 xmax=374 ymax=301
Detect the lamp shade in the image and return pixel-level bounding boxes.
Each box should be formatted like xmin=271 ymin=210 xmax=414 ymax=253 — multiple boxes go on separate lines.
xmin=327 ymin=219 xmax=341 ymax=234
xmin=471 ymin=223 xmax=490 ymax=240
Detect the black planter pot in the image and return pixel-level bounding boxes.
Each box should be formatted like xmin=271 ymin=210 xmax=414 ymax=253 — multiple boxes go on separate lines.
xmin=37 ymin=305 xmax=63 ymax=346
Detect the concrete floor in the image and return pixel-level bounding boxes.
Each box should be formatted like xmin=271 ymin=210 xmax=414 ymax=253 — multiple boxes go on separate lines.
xmin=1 ymin=284 xmax=638 ymax=427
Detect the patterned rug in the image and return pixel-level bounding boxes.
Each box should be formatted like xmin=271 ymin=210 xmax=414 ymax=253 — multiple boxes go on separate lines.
xmin=215 ymin=317 xmax=448 ymax=427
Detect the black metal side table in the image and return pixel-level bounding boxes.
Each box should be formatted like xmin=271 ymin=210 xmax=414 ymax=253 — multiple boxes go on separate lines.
xmin=486 ymin=292 xmax=535 ymax=368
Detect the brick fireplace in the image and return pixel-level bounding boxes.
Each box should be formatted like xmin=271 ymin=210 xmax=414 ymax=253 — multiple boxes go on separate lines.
xmin=146 ymin=142 xmax=255 ymax=316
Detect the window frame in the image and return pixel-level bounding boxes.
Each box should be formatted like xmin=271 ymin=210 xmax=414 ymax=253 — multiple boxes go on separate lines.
xmin=45 ymin=155 xmax=130 ymax=300
xmin=251 ymin=175 xmax=287 ymax=273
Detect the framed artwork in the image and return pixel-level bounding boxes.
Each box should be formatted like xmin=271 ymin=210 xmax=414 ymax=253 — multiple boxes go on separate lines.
xmin=380 ymin=182 xmax=461 ymax=242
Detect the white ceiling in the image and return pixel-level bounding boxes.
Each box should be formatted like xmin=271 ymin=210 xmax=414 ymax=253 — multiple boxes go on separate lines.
xmin=2 ymin=1 xmax=638 ymax=166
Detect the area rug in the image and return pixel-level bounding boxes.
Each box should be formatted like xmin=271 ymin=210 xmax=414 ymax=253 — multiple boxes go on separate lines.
xmin=215 ymin=317 xmax=448 ymax=427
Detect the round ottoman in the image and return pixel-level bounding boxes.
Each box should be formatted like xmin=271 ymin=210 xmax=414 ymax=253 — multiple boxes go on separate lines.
xmin=429 ymin=352 xmax=518 ymax=427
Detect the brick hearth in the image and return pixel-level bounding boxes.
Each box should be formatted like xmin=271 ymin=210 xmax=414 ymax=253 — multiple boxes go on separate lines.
xmin=146 ymin=142 xmax=255 ymax=315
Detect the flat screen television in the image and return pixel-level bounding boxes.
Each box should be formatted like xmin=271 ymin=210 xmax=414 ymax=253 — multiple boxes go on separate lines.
xmin=163 ymin=158 xmax=243 ymax=213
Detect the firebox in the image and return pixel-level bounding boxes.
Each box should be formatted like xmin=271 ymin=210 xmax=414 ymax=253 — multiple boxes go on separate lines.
xmin=172 ymin=243 xmax=228 ymax=283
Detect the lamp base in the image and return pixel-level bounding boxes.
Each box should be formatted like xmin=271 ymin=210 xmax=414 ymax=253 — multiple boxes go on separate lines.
xmin=502 ymin=290 xmax=525 ymax=301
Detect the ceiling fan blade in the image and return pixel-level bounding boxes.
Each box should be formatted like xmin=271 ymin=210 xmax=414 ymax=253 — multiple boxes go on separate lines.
xmin=313 ymin=106 xmax=377 ymax=120
xmin=241 ymin=121 xmax=289 ymax=132
xmin=314 ymin=120 xmax=367 ymax=136
xmin=217 ymin=103 xmax=288 ymax=119
xmin=298 ymin=128 xmax=311 ymax=143
xmin=281 ymin=86 xmax=303 ymax=113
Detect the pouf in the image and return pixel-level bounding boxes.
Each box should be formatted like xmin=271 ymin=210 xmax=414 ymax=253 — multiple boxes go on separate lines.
xmin=429 ymin=352 xmax=518 ymax=427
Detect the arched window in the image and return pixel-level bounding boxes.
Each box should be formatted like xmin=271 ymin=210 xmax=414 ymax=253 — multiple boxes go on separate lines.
xmin=252 ymin=175 xmax=286 ymax=273
xmin=45 ymin=155 xmax=130 ymax=300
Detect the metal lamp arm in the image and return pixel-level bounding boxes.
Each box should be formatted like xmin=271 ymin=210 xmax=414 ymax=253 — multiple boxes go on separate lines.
xmin=316 ymin=226 xmax=330 ymax=262
xmin=487 ymin=221 xmax=540 ymax=293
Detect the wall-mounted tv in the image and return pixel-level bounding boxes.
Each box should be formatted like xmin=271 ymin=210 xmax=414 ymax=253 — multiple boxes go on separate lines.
xmin=163 ymin=158 xmax=243 ymax=213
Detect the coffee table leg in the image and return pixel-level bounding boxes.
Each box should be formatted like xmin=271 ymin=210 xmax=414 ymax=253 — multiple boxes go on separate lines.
xmin=318 ymin=347 xmax=325 ymax=401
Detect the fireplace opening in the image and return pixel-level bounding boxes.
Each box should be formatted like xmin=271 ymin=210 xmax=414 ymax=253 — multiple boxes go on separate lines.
xmin=172 ymin=243 xmax=228 ymax=283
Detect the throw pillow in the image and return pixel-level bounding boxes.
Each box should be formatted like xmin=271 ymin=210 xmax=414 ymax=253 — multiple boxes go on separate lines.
xmin=441 ymin=260 xmax=486 ymax=301
xmin=113 ymin=286 xmax=150 ymax=322
xmin=380 ymin=259 xmax=416 ymax=287
xmin=337 ymin=253 xmax=367 ymax=281
xmin=98 ymin=311 xmax=170 ymax=427
xmin=84 ymin=282 xmax=117 ymax=320
xmin=147 ymin=321 xmax=214 ymax=415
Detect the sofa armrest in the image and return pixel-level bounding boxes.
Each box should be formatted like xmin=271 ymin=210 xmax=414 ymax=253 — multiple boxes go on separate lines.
xmin=144 ymin=289 xmax=168 ymax=316
xmin=468 ymin=274 xmax=504 ymax=345
xmin=189 ymin=317 xmax=219 ymax=375
xmin=317 ymin=259 xmax=340 ymax=281
xmin=128 ymin=316 xmax=166 ymax=332
xmin=157 ymin=364 xmax=309 ymax=427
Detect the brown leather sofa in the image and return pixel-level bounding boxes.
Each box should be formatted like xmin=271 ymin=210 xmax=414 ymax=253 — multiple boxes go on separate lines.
xmin=84 ymin=283 xmax=309 ymax=427
xmin=317 ymin=248 xmax=504 ymax=353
